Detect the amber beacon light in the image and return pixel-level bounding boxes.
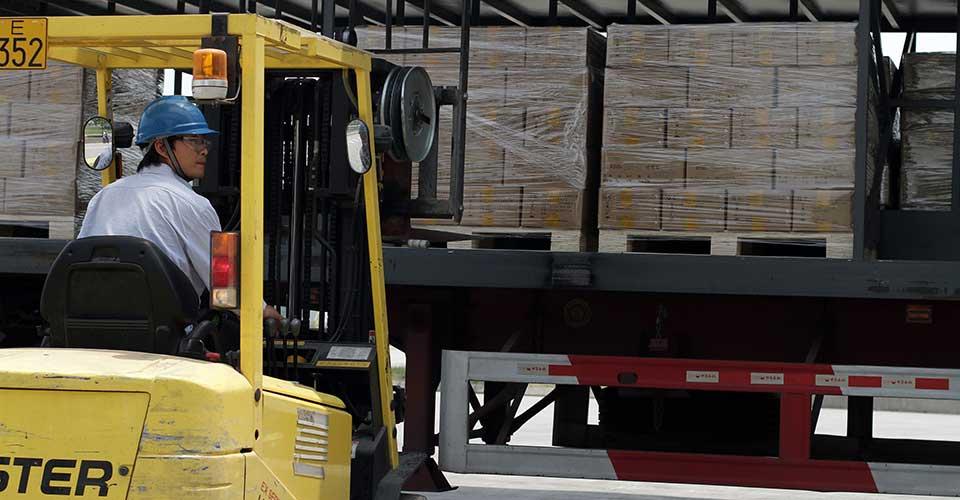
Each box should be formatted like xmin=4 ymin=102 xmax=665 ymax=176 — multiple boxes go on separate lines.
xmin=192 ymin=48 xmax=228 ymax=100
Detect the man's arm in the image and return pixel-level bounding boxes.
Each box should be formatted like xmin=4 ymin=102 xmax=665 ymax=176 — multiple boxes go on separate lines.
xmin=181 ymin=198 xmax=280 ymax=319
xmin=180 ymin=199 xmax=221 ymax=294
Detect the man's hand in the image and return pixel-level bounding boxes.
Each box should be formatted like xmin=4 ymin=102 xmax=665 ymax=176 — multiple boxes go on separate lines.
xmin=263 ymin=304 xmax=283 ymax=322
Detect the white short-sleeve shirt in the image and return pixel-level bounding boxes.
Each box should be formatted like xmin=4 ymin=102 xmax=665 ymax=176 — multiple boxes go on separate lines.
xmin=78 ymin=163 xmax=221 ymax=298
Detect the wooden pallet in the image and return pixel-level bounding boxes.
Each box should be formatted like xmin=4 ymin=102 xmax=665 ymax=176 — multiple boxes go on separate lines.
xmin=0 ymin=214 xmax=74 ymax=239
xmin=412 ymin=224 xmax=585 ymax=252
xmin=599 ymin=230 xmax=853 ymax=259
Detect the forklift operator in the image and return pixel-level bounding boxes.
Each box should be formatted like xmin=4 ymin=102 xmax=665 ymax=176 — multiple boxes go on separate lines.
xmin=79 ymin=95 xmax=282 ymax=321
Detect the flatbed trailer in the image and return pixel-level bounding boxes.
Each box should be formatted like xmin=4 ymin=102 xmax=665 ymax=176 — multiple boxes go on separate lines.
xmin=5 ymin=0 xmax=960 ymax=496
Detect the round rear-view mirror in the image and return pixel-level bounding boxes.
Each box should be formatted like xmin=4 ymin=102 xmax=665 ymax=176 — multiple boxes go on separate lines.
xmin=346 ymin=119 xmax=372 ymax=175
xmin=82 ymin=116 xmax=115 ymax=171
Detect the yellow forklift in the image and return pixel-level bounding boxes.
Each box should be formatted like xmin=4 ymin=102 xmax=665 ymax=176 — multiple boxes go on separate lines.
xmin=0 ymin=13 xmax=441 ymax=499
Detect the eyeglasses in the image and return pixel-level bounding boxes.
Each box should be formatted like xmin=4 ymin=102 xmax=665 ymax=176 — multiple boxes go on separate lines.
xmin=180 ymin=136 xmax=211 ymax=152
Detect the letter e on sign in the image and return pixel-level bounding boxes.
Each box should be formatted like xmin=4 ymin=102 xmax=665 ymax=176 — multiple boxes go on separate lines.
xmin=0 ymin=18 xmax=47 ymax=70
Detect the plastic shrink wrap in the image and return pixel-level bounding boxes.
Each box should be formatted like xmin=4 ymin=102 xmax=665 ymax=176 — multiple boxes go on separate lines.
xmin=601 ymin=23 xmax=870 ymax=241
xmin=357 ymin=26 xmax=604 ymax=236
xmin=901 ymin=53 xmax=954 ymax=210
xmin=0 ymin=60 xmax=161 ymax=238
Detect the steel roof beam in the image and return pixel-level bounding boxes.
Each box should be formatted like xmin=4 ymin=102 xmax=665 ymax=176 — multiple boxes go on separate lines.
xmin=881 ymin=0 xmax=901 ymax=30
xmin=2 ymin=1 xmax=63 ymax=15
xmin=335 ymin=0 xmax=387 ymax=26
xmin=405 ymin=0 xmax=458 ymax=26
xmin=557 ymin=0 xmax=604 ymax=29
xmin=98 ymin=0 xmax=182 ymax=14
xmin=35 ymin=0 xmax=106 ymax=15
xmin=636 ymin=0 xmax=674 ymax=24
xmin=479 ymin=0 xmax=531 ymax=27
xmin=716 ymin=0 xmax=747 ymax=22
xmin=798 ymin=0 xmax=822 ymax=21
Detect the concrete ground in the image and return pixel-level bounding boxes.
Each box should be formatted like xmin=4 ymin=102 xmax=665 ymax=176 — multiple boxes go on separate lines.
xmin=396 ymin=394 xmax=960 ymax=500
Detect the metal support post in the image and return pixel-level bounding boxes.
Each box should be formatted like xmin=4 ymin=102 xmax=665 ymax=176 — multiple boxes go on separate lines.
xmin=96 ymin=68 xmax=117 ymax=186
xmin=385 ymin=0 xmax=393 ymax=48
xmin=403 ymin=305 xmax=437 ymax=455
xmin=552 ymin=385 xmax=590 ymax=448
xmin=450 ymin=0 xmax=471 ymax=223
xmin=439 ymin=351 xmax=470 ymax=472
xmin=848 ymin=396 xmax=874 ymax=455
xmin=780 ymin=393 xmax=812 ymax=460
xmin=286 ymin=87 xmax=308 ymax=322
xmin=174 ymin=0 xmax=185 ymax=96
xmin=853 ymin=0 xmax=873 ymax=260
xmin=239 ymin=28 xmax=266 ymax=451
xmin=952 ymin=0 xmax=960 ymax=211
xmin=401 ymin=304 xmax=453 ymax=492
xmin=322 ymin=0 xmax=335 ymax=37
xmin=865 ymin=0 xmax=892 ymax=254
xmin=421 ymin=0 xmax=430 ymax=48
xmin=357 ymin=67 xmax=401 ymax=469
xmin=348 ymin=0 xmax=360 ymax=29
xmin=495 ymin=384 xmax=527 ymax=444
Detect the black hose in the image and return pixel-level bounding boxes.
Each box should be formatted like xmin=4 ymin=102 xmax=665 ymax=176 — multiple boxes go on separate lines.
xmin=329 ymin=181 xmax=365 ymax=342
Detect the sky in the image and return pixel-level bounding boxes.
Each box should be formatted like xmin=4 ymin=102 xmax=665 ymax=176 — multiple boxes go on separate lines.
xmin=881 ymin=32 xmax=956 ymax=66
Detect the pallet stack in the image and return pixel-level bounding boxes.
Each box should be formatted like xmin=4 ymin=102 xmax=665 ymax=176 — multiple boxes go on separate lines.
xmin=0 ymin=60 xmax=161 ymax=239
xmin=358 ymin=26 xmax=605 ymax=251
xmin=901 ymin=52 xmax=954 ymax=210
xmin=600 ymin=23 xmax=865 ymax=257
xmin=78 ymin=68 xmax=163 ymax=231
xmin=0 ymin=61 xmax=83 ymax=238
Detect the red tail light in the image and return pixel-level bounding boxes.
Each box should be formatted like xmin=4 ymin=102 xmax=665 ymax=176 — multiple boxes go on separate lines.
xmin=210 ymin=231 xmax=239 ymax=309
xmin=211 ymin=255 xmax=234 ymax=287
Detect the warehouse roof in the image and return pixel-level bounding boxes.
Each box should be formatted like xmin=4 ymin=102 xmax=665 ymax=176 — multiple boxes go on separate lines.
xmin=15 ymin=1 xmax=956 ymax=32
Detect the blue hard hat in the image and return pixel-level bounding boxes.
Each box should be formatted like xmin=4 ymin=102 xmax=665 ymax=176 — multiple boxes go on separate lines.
xmin=135 ymin=95 xmax=218 ymax=146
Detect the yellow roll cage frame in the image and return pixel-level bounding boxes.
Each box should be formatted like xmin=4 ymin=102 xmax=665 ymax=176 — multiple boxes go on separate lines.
xmin=46 ymin=13 xmax=398 ymax=468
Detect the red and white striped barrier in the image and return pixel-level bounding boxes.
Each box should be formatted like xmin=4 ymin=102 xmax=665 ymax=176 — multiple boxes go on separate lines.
xmin=440 ymin=350 xmax=960 ymax=496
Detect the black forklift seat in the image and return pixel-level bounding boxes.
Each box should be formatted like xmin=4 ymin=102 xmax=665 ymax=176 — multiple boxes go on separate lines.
xmin=40 ymin=236 xmax=200 ymax=355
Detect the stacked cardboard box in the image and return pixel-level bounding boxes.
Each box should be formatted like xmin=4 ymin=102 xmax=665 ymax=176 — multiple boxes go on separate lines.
xmin=601 ymin=23 xmax=862 ymax=237
xmin=901 ymin=52 xmax=954 ymax=210
xmin=77 ymin=68 xmax=163 ymax=232
xmin=0 ymin=61 xmax=82 ymax=228
xmin=357 ymin=26 xmax=604 ymax=247
xmin=0 ymin=61 xmax=161 ymax=237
